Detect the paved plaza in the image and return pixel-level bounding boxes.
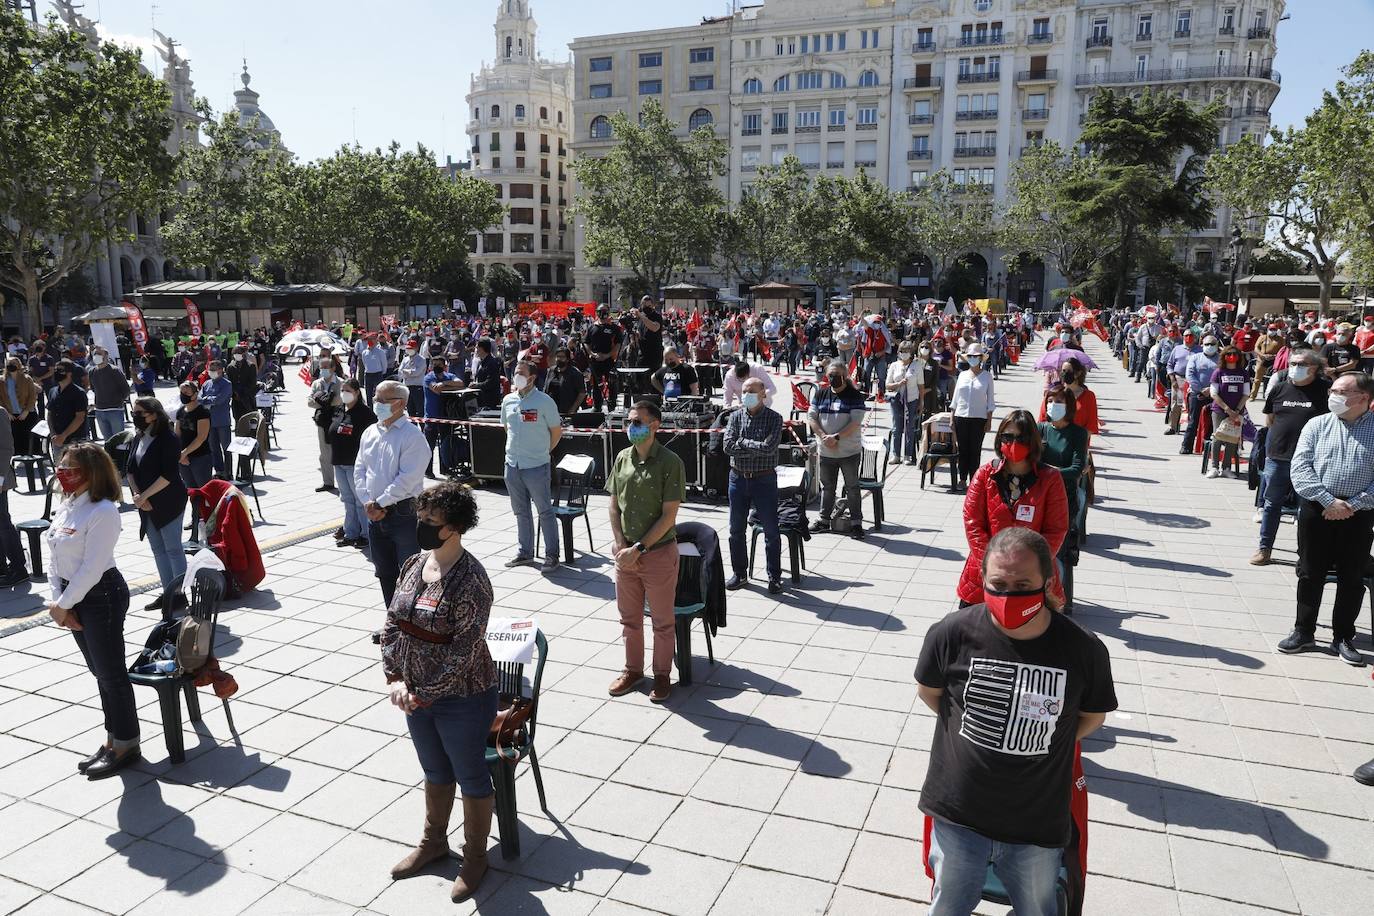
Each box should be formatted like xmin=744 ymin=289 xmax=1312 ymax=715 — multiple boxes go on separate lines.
xmin=0 ymin=336 xmax=1371 ymax=915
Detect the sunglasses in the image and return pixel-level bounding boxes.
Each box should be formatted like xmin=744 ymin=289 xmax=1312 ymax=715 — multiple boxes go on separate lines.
xmin=997 ymin=432 xmax=1031 ymax=445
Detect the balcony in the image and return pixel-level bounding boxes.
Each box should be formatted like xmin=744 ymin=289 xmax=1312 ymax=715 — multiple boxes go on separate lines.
xmin=796 ymin=124 xmax=821 ymax=133
xmin=1016 ymin=69 xmax=1058 ymax=83
xmin=827 ymin=123 xmax=846 ymax=131
xmin=741 ymin=164 xmax=757 ymax=172
xmin=1248 ymin=26 xmax=1272 ymax=39
xmin=1027 ymin=32 xmax=1053 ymax=45
xmin=1086 ymin=35 xmax=1113 ymax=49
xmin=1218 ymin=25 xmax=1235 ymax=36
xmin=772 ymin=125 xmax=789 ymax=134
xmin=912 ymin=40 xmax=937 ymax=53
xmin=1022 ymin=108 xmax=1050 ymax=121
xmin=801 ymin=162 xmax=820 ymax=170
xmin=907 ymin=149 xmax=933 ymax=160
xmin=557 ymin=147 xmax=567 ymax=157
xmin=1075 ymin=64 xmax=1281 ymax=86
xmin=826 ymin=161 xmax=845 ymax=169
xmin=1019 ymin=144 xmax=1046 ymax=155
xmin=539 ymin=144 xmax=550 ymax=154
xmin=854 ymin=159 xmax=876 ymax=168
xmin=1133 ymin=30 xmax=1153 ymax=43
xmin=856 ymin=122 xmax=878 ymax=131
xmin=1239 ymin=105 xmax=1271 ymax=117
xmin=741 ymin=127 xmax=761 ymax=136
xmin=956 ymin=109 xmax=999 ymax=122
xmin=903 ymin=75 xmax=943 ymax=90
xmin=540 ymin=169 xmax=551 ymax=179
xmin=957 ymin=71 xmax=1001 ymax=84
xmin=908 ymin=113 xmax=934 ymax=125
xmin=953 ymin=145 xmax=998 ymax=158
xmin=1173 ymin=28 xmax=1191 ymax=39
xmin=957 ymin=33 xmax=1009 ymax=49
xmin=952 ymin=183 xmax=994 ymax=194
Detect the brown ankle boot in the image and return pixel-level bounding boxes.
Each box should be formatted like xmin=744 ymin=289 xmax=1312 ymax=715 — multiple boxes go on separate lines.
xmin=390 ymin=781 xmax=455 ymax=879
xmin=451 ymin=794 xmax=494 ymax=902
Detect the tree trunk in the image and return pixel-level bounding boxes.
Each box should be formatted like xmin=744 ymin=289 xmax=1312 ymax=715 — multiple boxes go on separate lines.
xmin=22 ymin=273 xmax=42 ymax=339
xmin=1317 ymin=263 xmax=1335 ymax=313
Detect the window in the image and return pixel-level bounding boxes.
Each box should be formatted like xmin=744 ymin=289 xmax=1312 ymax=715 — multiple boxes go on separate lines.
xmin=987 ymin=92 xmax=999 ymax=113
xmin=688 ymin=108 xmax=713 ymax=130
xmin=742 ymin=146 xmax=761 ymax=168
xmin=1253 ymin=9 xmax=1267 ymax=29
xmin=827 ymin=142 xmax=845 ymax=166
xmin=515 ymin=132 xmax=526 ymax=151
xmin=913 ymin=99 xmax=931 ymax=118
xmin=1136 ymin=54 xmax=1148 ymax=78
xmin=829 ymin=107 xmax=846 ymax=127
xmin=830 ymin=72 xmax=847 ymax=89
xmin=798 ymin=108 xmax=821 ymax=128
xmin=1172 ymin=52 xmax=1186 ymax=70
xmin=589 ymin=116 xmax=612 ymax=139
xmin=825 ymin=33 xmax=834 ymax=52
xmin=953 ymin=168 xmax=966 ymax=186
xmin=1032 ymin=18 xmax=1050 ymax=38
xmin=773 ymin=75 xmax=790 ymax=92
xmin=1137 ymin=14 xmax=1152 ymax=39
xmin=796 ymin=142 xmax=820 ymax=167
xmin=540 ymin=106 xmax=548 ymax=120
xmin=772 ymin=111 xmax=789 ymax=132
xmin=975 ymin=0 xmax=991 ymax=10
xmin=776 ymin=40 xmax=784 ymax=56
xmin=688 ymin=75 xmax=714 ymax=91
xmin=1176 ymin=10 xmax=1191 ymax=34
xmin=483 ymin=233 xmax=504 ymax=253
xmin=1091 ymin=17 xmax=1109 ymax=40
xmin=771 ymin=144 xmax=788 ymax=165
xmin=1221 ymin=7 xmax=1235 ymax=30
xmin=509 ymin=208 xmax=534 ymax=225
xmin=912 ymin=135 xmax=929 ymax=152
xmin=954 ymin=131 xmax=968 ymax=150
xmin=690 ymin=46 xmax=714 ymax=63
xmin=800 ymin=36 xmax=808 ymax=54
xmin=511 ymin=234 xmax=534 ymax=253
xmin=589 ymin=56 xmax=612 ymax=72
xmin=1194 ymin=249 xmax=1214 ymax=271
xmin=957 ymin=94 xmax=970 ymax=114
xmin=1027 ymin=92 xmax=1045 ymax=111
xmin=515 ymin=104 xmax=526 ymax=119
xmin=589 ymin=84 xmax=612 ymax=99
xmin=958 ymin=57 xmax=971 ymax=77
xmin=870 ymin=30 xmax=880 ymax=48
xmin=861 ymin=30 xmax=868 ymax=49
xmin=855 ymin=139 xmax=877 ymax=165
xmin=798 ymin=71 xmax=822 ymax=90
xmin=639 ymin=52 xmax=662 ymax=68
xmin=639 ymin=79 xmax=662 ymax=95
xmin=988 ymin=55 xmax=1001 ymax=77
xmin=1217 ymin=49 xmax=1229 ymax=69
xmin=557 ymin=110 xmax=563 ymax=124
xmin=838 ymin=32 xmax=846 ymax=50
xmin=857 ymin=105 xmax=877 ymax=126
xmin=509 ymin=183 xmax=534 ymax=199
xmin=982 ymin=167 xmax=995 ymax=185
xmin=473 ymin=107 xmax=480 ymax=120
xmin=917 ymin=28 xmax=934 ymax=49
xmin=743 ymin=112 xmax=761 ymax=134
xmin=489 ymin=132 xmax=500 ymax=150
xmin=490 ymin=104 xmax=501 ymax=118
xmin=858 ymin=69 xmax=879 ymax=87
xmin=910 ymin=170 xmax=928 ymax=186
xmin=744 ymin=78 xmax=762 ymax=94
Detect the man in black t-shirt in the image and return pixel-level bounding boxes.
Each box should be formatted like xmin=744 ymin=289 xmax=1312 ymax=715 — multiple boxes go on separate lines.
xmin=915 ymin=528 xmax=1115 ymax=915
xmin=585 ymin=306 xmax=623 ymax=411
xmin=1253 ymin=348 xmax=1330 ymax=565
xmin=650 ymin=347 xmax=699 ymax=401
xmin=635 ymin=296 xmax=665 ymax=373
xmin=45 ymin=359 xmax=90 ymax=462
xmin=1320 ymin=326 xmax=1362 ymax=375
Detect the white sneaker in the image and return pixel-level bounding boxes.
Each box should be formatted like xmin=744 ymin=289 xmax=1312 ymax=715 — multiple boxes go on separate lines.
xmin=1206 ymin=468 xmax=1222 ymax=479
xmin=1252 ymin=511 xmax=1262 ymax=523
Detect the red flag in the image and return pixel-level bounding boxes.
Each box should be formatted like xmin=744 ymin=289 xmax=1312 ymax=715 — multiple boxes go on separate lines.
xmin=182 ymin=297 xmax=203 ymax=337
xmin=299 ymin=364 xmax=312 ymax=386
xmin=686 ymin=310 xmax=702 ymax=337
xmin=792 ymin=384 xmax=810 ymax=412
xmin=288 ymin=319 xmax=304 ymax=332
xmin=848 ymin=351 xmax=859 ymax=378
xmin=757 ymin=334 xmax=772 ymax=362
xmin=120 ymin=301 xmax=147 ymax=355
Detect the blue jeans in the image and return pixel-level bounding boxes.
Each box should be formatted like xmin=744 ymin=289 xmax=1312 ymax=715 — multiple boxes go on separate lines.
xmin=889 ymin=397 xmax=921 ymax=459
xmin=208 ymin=425 xmax=232 ymax=476
xmin=505 ymin=462 xmax=557 ymax=560
xmin=927 ymin=818 xmax=1061 ymax=916
xmin=406 ymin=687 xmax=500 ymax=797
xmin=1258 ymin=458 xmax=1293 ymax=551
xmin=94 ymin=408 xmax=125 ymax=440
xmin=179 ymin=454 xmax=213 ymax=491
xmin=334 ymin=465 xmax=365 ymax=539
xmin=145 ymin=514 xmax=187 ymax=592
xmin=65 ymin=569 xmax=139 ymax=749
xmin=368 ymin=499 xmax=420 ymax=608
xmin=729 ymin=470 xmax=781 ymax=581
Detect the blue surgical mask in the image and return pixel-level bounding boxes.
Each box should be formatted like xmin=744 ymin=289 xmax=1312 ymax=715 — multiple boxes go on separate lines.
xmin=627 ymin=422 xmax=652 ymax=444
xmin=373 ymin=400 xmax=397 ymax=421
xmin=1047 ymin=402 xmax=1068 ymax=422
xmin=742 ymin=392 xmax=761 ymax=410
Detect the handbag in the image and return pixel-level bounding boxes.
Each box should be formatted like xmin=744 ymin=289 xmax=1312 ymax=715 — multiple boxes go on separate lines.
xmin=1213 ymin=415 xmax=1243 ymax=445
xmin=488 ymin=694 xmax=534 ymax=764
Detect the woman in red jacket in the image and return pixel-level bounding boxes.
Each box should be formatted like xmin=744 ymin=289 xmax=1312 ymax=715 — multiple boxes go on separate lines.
xmin=957 ymin=409 xmax=1071 ymax=608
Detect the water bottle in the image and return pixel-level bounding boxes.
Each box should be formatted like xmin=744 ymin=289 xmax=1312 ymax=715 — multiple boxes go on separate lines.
xmin=152 ymin=659 xmax=177 ymax=674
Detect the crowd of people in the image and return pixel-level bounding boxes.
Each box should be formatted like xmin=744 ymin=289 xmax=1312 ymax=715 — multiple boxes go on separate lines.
xmin=5 ymin=293 xmax=1372 ymax=912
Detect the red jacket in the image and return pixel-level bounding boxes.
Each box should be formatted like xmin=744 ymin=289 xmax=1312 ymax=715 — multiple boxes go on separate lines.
xmin=957 ymin=460 xmax=1070 ymax=605
xmin=188 ymin=479 xmax=265 ymax=592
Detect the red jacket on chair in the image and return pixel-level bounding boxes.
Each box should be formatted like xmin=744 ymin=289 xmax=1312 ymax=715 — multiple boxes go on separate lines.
xmin=187 ymin=479 xmax=265 ymax=592
xmin=957 ymin=460 xmax=1070 ymax=606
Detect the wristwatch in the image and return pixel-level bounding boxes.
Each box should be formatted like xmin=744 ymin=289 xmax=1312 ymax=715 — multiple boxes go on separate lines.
xmin=633 ymin=541 xmax=647 ymax=554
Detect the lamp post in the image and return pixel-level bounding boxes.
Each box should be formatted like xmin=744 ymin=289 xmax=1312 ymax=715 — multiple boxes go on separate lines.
xmin=994 ymin=270 xmax=1004 ymax=300
xmin=398 ymin=258 xmax=415 ymax=321
xmin=1227 ymin=224 xmax=1243 ymax=316
xmin=601 ymin=275 xmax=612 ymax=308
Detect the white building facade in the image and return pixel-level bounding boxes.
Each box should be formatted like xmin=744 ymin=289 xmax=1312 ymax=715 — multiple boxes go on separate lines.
xmin=466 ymin=1 xmax=576 ymax=299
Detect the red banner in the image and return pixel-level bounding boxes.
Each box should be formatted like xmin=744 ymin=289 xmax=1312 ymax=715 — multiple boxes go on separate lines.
xmin=183 ymin=297 xmax=203 ymax=337
xmin=121 ymin=301 xmax=147 ymax=355
xmin=516 ymin=301 xmax=595 ymax=319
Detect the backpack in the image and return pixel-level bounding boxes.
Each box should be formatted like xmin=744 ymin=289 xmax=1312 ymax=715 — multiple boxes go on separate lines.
xmin=175 ymin=616 xmax=213 ymax=675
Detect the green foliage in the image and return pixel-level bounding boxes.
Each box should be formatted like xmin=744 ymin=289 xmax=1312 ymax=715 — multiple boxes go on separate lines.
xmin=1306 ymin=52 xmax=1374 ymax=291
xmin=0 ymin=11 xmax=177 ymax=330
xmin=429 ymin=257 xmax=480 ymax=311
xmin=843 ymin=168 xmax=910 ymax=277
xmin=790 ymin=173 xmax=853 ymax=301
xmin=903 ymin=171 xmax=997 ymax=296
xmin=571 ymin=100 xmax=728 ymax=296
xmin=483 ymin=263 xmax=523 ymax=306
xmin=1248 ymin=245 xmax=1307 ymax=276
xmin=718 ymin=157 xmax=808 ymax=286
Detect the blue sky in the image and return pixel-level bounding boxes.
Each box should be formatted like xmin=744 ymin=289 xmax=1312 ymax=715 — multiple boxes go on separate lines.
xmin=82 ymin=0 xmax=1373 ymax=162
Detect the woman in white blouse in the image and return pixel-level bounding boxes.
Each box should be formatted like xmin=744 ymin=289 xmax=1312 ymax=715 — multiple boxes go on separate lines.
xmin=950 ymin=343 xmax=997 ymax=492
xmin=46 ymin=442 xmax=135 ymax=780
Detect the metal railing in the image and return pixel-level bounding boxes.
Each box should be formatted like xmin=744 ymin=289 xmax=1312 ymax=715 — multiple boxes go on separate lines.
xmin=741 ymin=127 xmax=761 ymax=136
xmin=953 ymin=146 xmax=998 ymax=158
xmin=1174 ymin=29 xmax=1191 ymax=38
xmin=907 ymin=149 xmax=933 ymax=160
xmin=957 ymin=71 xmax=1001 ymax=84
xmin=1016 ymin=69 xmax=1058 ymax=81
xmin=956 ymin=110 xmax=999 ymax=121
xmin=908 ymin=113 xmax=934 ymax=125
xmin=1086 ymin=35 xmax=1113 ymax=49
xmin=1218 ymin=26 xmax=1235 ymax=36
xmin=1027 ymin=32 xmax=1053 ymax=45
xmin=1075 ymin=64 xmax=1280 ymax=86
xmin=827 ymin=123 xmax=846 ymax=131
xmin=903 ymin=76 xmax=943 ymax=89
xmin=1022 ymin=108 xmax=1050 ymax=120
xmin=957 ymin=33 xmax=1009 ymax=48
xmin=1248 ymin=26 xmax=1272 ymax=39
xmin=772 ymin=125 xmax=789 ymax=134
xmin=856 ymin=122 xmax=878 ymax=131
xmin=912 ymin=40 xmax=937 ymax=53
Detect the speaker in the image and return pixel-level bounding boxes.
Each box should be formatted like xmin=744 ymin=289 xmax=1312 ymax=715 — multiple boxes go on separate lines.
xmin=467 ymin=418 xmax=507 ymax=480
xmin=571 ymin=410 xmax=607 ymax=429
xmin=551 ymin=431 xmax=609 ymax=487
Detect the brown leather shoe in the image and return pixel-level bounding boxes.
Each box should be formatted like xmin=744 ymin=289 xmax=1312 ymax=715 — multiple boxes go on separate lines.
xmin=390 ymin=781 xmax=455 ymax=879
xmin=1249 ymin=548 xmax=1272 ymax=566
xmin=649 ymin=674 xmax=672 ymax=704
xmin=608 ymin=669 xmax=643 ymax=697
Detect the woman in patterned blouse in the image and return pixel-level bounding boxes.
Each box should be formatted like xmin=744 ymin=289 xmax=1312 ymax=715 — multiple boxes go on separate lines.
xmin=381 ymin=482 xmax=498 ymax=902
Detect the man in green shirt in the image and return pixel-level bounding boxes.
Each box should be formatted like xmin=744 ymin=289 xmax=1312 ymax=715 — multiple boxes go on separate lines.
xmin=607 ymin=400 xmax=685 ymax=703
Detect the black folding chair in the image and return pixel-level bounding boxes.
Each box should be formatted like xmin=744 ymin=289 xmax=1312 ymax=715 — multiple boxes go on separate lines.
xmin=536 ymin=454 xmax=595 ymax=564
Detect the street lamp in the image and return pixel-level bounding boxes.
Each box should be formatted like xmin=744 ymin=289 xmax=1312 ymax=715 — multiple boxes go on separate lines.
xmin=398 ymin=258 xmax=415 ymax=319
xmin=994 ymin=270 xmax=1004 ymax=300
xmin=1227 ymin=224 xmax=1243 ymax=314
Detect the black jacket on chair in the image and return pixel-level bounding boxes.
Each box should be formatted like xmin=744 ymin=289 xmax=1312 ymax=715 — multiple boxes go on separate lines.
xmin=126 ymin=428 xmax=189 ymax=529
xmin=675 ymin=521 xmax=727 ymax=634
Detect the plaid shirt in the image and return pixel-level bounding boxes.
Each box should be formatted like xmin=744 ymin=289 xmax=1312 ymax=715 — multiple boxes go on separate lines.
xmin=1291 ymin=410 xmax=1374 ymax=511
xmin=723 ymin=406 xmax=783 ymax=476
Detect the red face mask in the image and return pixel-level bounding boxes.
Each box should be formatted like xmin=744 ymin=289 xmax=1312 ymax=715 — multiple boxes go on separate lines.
xmin=1002 ymin=442 xmax=1031 ymax=464
xmin=985 ymin=586 xmax=1046 ymax=629
xmin=55 ymin=467 xmax=86 ymax=495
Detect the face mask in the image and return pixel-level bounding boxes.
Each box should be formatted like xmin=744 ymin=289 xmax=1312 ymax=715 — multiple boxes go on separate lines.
xmin=55 ymin=467 xmax=86 ymax=495
xmin=91 ymin=355 xmax=105 ymax=366
xmin=627 ymin=421 xmax=652 ymax=444
xmin=512 ymin=374 xmax=531 ymax=391
xmin=374 ymin=400 xmax=397 ymax=421
xmin=234 ymin=353 xmax=245 ymax=361
xmin=984 ymin=585 xmax=1046 ymax=630
xmin=919 ymin=348 xmax=931 ymax=358
xmin=1289 ymin=365 xmax=1312 ymax=383
xmin=1047 ymin=402 xmax=1068 ymax=422
xmin=179 ymin=392 xmax=193 ymax=405
xmin=133 ymin=412 xmax=154 ymax=432
xmin=209 ymin=371 xmax=222 ymax=380
xmin=53 ymin=370 xmax=68 ymax=383
xmin=827 ymin=374 xmax=844 ymax=389
xmin=1202 ymin=345 xmax=1218 ymax=357
xmin=820 ymin=336 xmax=831 ymax=343
xmin=416 ymin=520 xmax=449 ymax=551
xmin=1001 ymin=441 xmax=1031 ymax=463
xmin=1059 ymin=333 xmax=1071 ymax=343
xmin=340 ymin=390 xmax=356 ymax=405
xmin=899 ymin=353 xmax=913 ymax=363
xmin=742 ymin=392 xmax=761 ymax=410
xmin=1328 ymin=393 xmax=1351 ymax=415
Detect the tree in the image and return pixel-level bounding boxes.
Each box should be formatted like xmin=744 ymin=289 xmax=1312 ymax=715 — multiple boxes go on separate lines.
xmin=429 ymin=257 xmax=480 ymax=312
xmin=1078 ymin=90 xmax=1220 ymax=307
xmin=571 ymin=100 xmax=727 ymax=297
xmin=160 ymin=106 xmax=283 ymax=281
xmin=791 ymin=174 xmax=855 ymax=304
xmin=1248 ymin=244 xmax=1307 ymax=276
xmin=843 ymin=169 xmax=911 ymax=279
xmin=0 ymin=11 xmax=177 ymax=331
xmin=484 ymin=263 xmax=523 ymax=306
xmin=903 ymin=171 xmax=997 ymax=297
xmin=717 ymin=157 xmax=807 ymax=287
xmin=1001 ymin=142 xmax=1117 ymax=297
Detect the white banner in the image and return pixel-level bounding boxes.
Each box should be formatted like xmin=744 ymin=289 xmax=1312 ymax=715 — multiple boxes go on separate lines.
xmin=484 ymin=617 xmax=538 ymax=664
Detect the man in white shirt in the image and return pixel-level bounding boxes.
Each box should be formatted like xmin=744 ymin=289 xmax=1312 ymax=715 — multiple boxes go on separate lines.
xmin=885 ymin=343 xmax=927 ymax=464
xmin=950 ymin=344 xmax=996 ymax=491
xmin=355 ymin=380 xmax=430 ymax=606
xmin=722 ymin=360 xmax=777 ymax=409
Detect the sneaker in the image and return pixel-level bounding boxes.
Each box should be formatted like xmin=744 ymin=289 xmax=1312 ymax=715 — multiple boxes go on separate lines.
xmin=1333 ymin=638 xmax=1365 ymax=667
xmin=1354 ymin=758 xmax=1374 ymax=786
xmin=767 ymin=579 xmax=784 ymax=595
xmin=504 ymin=555 xmax=534 ymax=568
xmin=608 ymin=669 xmax=643 ymax=697
xmin=1277 ymin=630 xmax=1316 ymax=654
xmin=648 ymin=675 xmax=673 ymax=704
xmin=850 ymin=526 xmax=866 ymax=540
xmin=351 ymin=538 xmax=368 ymax=549
xmin=725 ymin=574 xmax=746 ymax=591
xmin=1252 ymin=511 xmax=1262 ymax=523
xmin=1206 ymin=468 xmax=1222 ymax=479
xmin=1163 ymin=428 xmax=1178 ymax=435
xmin=809 ymin=519 xmax=831 ymax=533
xmin=539 ymin=556 xmax=559 ymax=573
xmin=1249 ymin=548 xmax=1272 ymax=566
xmin=1179 ymin=446 xmax=1191 ymax=455
xmin=890 ymin=456 xmax=903 ymax=466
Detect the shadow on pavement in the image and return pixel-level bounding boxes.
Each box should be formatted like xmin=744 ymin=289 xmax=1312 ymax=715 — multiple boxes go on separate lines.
xmin=1075 ymin=606 xmax=1263 ymax=670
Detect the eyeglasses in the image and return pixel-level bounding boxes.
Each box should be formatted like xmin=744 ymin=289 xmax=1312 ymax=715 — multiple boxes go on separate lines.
xmin=997 ymin=432 xmax=1031 ymax=445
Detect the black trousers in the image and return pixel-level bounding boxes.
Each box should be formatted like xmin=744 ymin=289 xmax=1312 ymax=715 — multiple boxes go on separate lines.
xmin=1294 ymin=501 xmax=1374 ymax=641
xmin=589 ymin=361 xmax=617 ymax=410
xmin=65 ymin=569 xmax=138 ymax=744
xmin=952 ymin=416 xmax=987 ymax=483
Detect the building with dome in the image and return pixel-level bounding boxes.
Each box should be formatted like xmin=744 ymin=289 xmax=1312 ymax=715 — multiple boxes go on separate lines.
xmin=233 ymin=60 xmax=288 ymax=153
xmin=465 ymin=1 xmax=575 ymax=299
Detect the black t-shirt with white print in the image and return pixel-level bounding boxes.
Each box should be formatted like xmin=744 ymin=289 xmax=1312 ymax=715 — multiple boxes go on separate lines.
xmin=1263 ymin=378 xmax=1330 ymax=463
xmin=914 ymin=604 xmax=1117 ymax=847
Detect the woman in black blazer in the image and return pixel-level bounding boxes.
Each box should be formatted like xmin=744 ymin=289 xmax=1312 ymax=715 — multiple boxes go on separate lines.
xmin=327 ymin=378 xmax=377 ymax=548
xmin=126 ymin=397 xmax=190 ymax=611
